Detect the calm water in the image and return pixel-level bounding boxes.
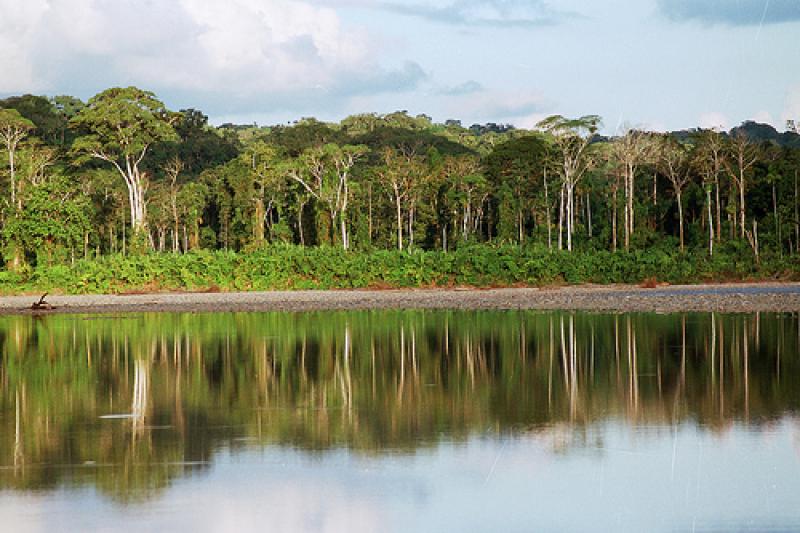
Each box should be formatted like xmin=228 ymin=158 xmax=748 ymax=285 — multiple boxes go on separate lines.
xmin=0 ymin=311 xmax=799 ymax=532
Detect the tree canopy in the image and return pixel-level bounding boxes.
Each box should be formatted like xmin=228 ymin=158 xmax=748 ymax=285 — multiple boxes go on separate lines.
xmin=0 ymin=86 xmax=798 ymax=272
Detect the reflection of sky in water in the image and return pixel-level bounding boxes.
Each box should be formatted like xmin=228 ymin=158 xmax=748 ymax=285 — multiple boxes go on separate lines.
xmin=0 ymin=310 xmax=798 ymax=531
xmin=2 ymin=420 xmax=799 ymax=533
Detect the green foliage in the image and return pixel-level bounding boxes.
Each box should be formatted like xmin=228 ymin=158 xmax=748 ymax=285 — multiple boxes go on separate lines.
xmin=2 ymin=86 xmax=800 ymax=281
xmin=70 ymin=87 xmax=177 ymax=160
xmin=3 ymin=175 xmax=92 ymax=265
xmin=0 ymin=244 xmax=796 ymax=295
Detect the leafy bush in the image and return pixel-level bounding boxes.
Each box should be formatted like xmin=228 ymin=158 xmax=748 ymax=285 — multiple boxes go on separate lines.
xmin=0 ymin=244 xmax=797 ymax=295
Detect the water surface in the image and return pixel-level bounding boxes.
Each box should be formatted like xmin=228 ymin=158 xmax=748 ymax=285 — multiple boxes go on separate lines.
xmin=0 ymin=311 xmax=798 ymax=532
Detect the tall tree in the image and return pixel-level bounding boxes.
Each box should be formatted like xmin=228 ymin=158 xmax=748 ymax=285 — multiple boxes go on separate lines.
xmin=242 ymin=141 xmax=287 ymax=246
xmin=288 ymin=143 xmax=367 ymax=249
xmin=693 ymin=129 xmax=726 ymax=244
xmin=70 ymin=87 xmax=177 ymax=240
xmin=0 ymin=108 xmax=35 ymax=210
xmin=485 ymin=135 xmax=548 ymax=244
xmin=376 ymin=146 xmax=427 ymax=251
xmin=444 ymin=154 xmax=488 ymax=242
xmin=611 ymin=128 xmax=657 ymax=251
xmin=723 ymin=131 xmax=760 ymax=239
xmin=537 ymin=115 xmax=600 ymax=251
xmin=658 ymin=136 xmax=693 ymax=251
xmin=164 ymin=156 xmax=184 ymax=252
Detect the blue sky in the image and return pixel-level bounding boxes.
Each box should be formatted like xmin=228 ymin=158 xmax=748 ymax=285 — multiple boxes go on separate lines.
xmin=1 ymin=0 xmax=798 ymax=133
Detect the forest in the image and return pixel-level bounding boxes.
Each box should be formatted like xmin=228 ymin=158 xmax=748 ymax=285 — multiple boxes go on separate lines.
xmin=1 ymin=86 xmax=799 ymax=291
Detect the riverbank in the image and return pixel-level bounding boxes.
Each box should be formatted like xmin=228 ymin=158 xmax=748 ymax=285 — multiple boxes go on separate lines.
xmin=2 ymin=283 xmax=800 ymax=315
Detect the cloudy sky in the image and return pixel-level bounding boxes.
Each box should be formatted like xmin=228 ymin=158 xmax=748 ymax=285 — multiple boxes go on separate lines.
xmin=1 ymin=0 xmax=798 ymax=132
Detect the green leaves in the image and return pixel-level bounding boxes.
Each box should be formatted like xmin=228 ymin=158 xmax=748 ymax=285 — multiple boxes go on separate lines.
xmin=70 ymin=87 xmax=177 ymax=158
xmin=0 ymin=108 xmax=35 ymax=137
xmin=0 ymin=243 xmax=794 ymax=295
xmin=3 ymin=175 xmax=92 ymax=265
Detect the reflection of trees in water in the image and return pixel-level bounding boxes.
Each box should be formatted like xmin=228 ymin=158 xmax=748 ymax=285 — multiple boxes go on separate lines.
xmin=0 ymin=310 xmax=797 ymax=500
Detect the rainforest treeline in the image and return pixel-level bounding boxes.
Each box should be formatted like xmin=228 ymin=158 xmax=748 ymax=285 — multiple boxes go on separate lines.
xmin=1 ymin=86 xmax=799 ymax=288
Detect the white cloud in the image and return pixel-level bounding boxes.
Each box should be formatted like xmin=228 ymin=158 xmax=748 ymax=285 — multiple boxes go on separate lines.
xmin=751 ymin=110 xmax=775 ymax=126
xmin=0 ymin=0 xmax=49 ymax=91
xmin=355 ymin=0 xmax=579 ymax=27
xmin=781 ymin=86 xmax=800 ymax=127
xmin=0 ymin=0 xmax=423 ymax=112
xmin=698 ymin=111 xmax=730 ymax=130
xmin=441 ymin=88 xmax=551 ymax=125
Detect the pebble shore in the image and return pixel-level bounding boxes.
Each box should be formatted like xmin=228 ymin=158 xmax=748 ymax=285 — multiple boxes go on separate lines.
xmin=0 ymin=283 xmax=799 ymax=315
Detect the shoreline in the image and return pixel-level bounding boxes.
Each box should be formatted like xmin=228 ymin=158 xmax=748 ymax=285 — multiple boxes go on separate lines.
xmin=1 ymin=282 xmax=799 ymax=315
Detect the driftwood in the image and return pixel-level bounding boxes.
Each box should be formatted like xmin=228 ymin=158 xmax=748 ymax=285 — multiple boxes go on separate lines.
xmin=31 ymin=293 xmax=55 ymax=311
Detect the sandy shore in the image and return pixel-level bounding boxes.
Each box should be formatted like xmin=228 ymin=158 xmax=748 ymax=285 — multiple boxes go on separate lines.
xmin=1 ymin=283 xmax=799 ymax=315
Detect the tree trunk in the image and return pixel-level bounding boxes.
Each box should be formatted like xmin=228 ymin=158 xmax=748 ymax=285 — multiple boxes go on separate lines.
xmin=772 ymin=182 xmax=781 ymax=255
xmin=707 ymin=188 xmax=714 ymax=256
xmin=409 ymin=202 xmax=415 ymax=248
xmin=586 ymin=191 xmax=592 ymax=239
xmin=652 ymin=172 xmax=657 ymax=206
xmin=340 ymin=179 xmax=350 ymax=250
xmin=8 ymin=146 xmax=16 ymax=209
xmin=623 ymin=169 xmax=631 ymax=251
xmin=566 ymin=182 xmax=574 ymax=251
xmin=677 ymin=190 xmax=684 ymax=252
xmin=557 ymin=184 xmax=564 ymax=250
xmin=544 ymin=168 xmax=552 ymax=250
xmin=394 ymin=188 xmax=403 ymax=251
xmin=297 ymin=197 xmax=307 ymax=247
xmin=125 ymin=171 xmax=149 ymax=237
xmin=714 ymin=175 xmax=722 ymax=242
xmin=795 ymin=171 xmax=799 ymax=255
xmin=626 ymin=164 xmax=635 ymax=250
xmin=367 ymin=183 xmax=373 ymax=245
xmin=254 ymin=198 xmax=265 ymax=245
xmin=341 ymin=213 xmax=349 ymax=250
xmin=612 ymin=184 xmax=618 ymax=253
xmin=739 ymin=169 xmax=746 ymax=239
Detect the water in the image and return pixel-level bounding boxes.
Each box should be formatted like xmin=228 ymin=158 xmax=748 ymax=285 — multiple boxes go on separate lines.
xmin=0 ymin=311 xmax=798 ymax=532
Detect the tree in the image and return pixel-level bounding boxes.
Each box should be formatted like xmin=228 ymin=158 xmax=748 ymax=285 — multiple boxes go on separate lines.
xmin=723 ymin=131 xmax=760 ymax=239
xmin=485 ymin=135 xmax=549 ymax=244
xmin=164 ymin=156 xmax=184 ymax=252
xmin=172 ymin=108 xmax=238 ymax=174
xmin=0 ymin=108 xmax=35 ymax=209
xmin=70 ymin=87 xmax=177 ymax=240
xmin=444 ymin=154 xmax=488 ymax=242
xmin=537 ymin=115 xmax=601 ymax=251
xmin=287 ymin=143 xmax=367 ymax=249
xmin=376 ymin=146 xmax=427 ymax=250
xmin=611 ymin=128 xmax=657 ymax=251
xmin=693 ymin=129 xmax=726 ymax=247
xmin=241 ymin=141 xmax=287 ymax=246
xmin=658 ymin=136 xmax=692 ymax=251
xmin=4 ymin=175 xmax=92 ymax=265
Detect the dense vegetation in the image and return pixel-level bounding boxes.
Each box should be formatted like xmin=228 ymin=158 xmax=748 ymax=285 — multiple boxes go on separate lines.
xmin=1 ymin=87 xmax=799 ymax=292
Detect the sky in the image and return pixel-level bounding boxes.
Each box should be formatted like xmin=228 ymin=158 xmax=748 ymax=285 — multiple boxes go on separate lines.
xmin=1 ymin=0 xmax=798 ymax=133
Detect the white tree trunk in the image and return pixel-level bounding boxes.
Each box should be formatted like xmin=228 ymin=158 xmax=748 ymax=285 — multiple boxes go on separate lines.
xmin=707 ymin=188 xmax=714 ymax=256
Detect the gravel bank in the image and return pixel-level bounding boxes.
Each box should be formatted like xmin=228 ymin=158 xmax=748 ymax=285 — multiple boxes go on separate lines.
xmin=1 ymin=283 xmax=799 ymax=315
